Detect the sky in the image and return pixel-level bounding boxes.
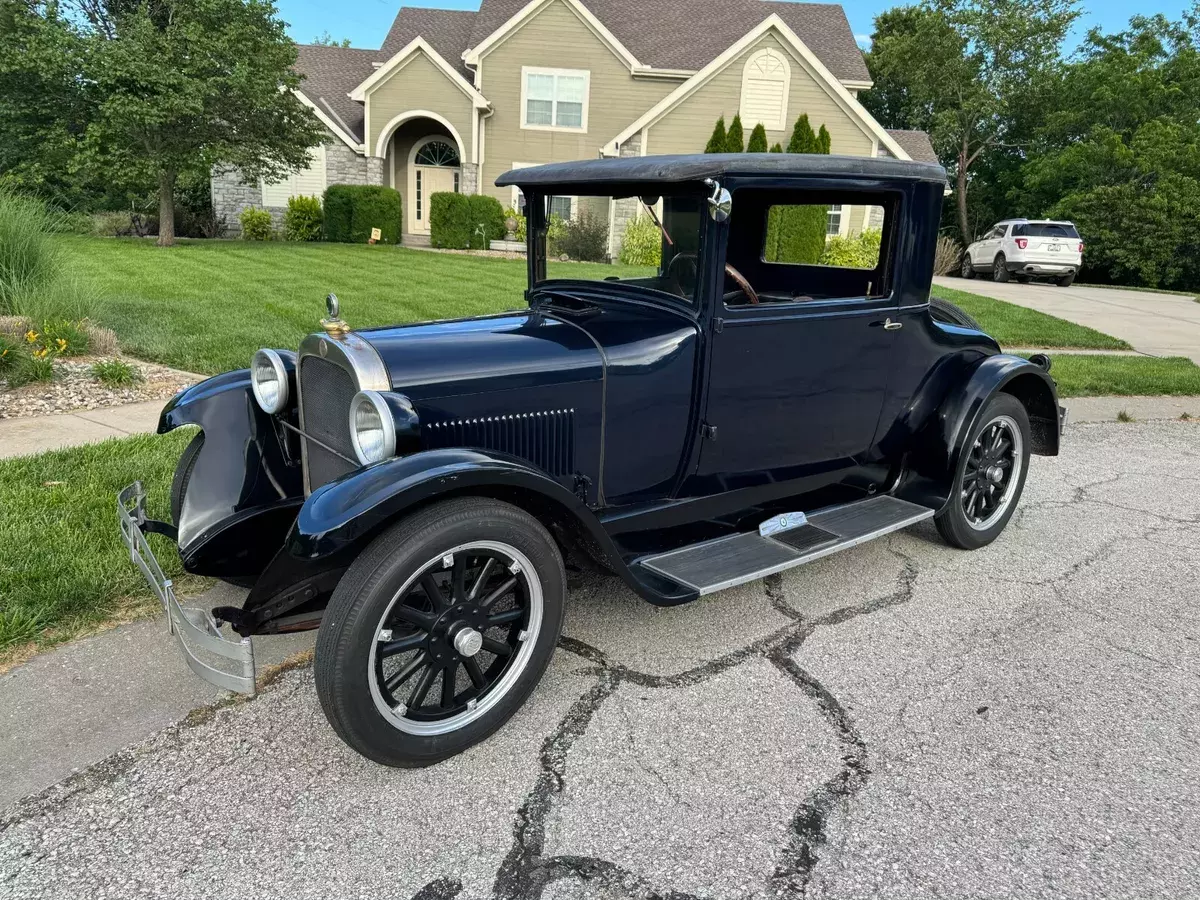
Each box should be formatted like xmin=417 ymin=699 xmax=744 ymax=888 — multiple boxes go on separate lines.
xmin=277 ymin=0 xmax=1194 ymax=51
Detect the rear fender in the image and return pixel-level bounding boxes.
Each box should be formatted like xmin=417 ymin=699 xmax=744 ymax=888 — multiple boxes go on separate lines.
xmin=160 ymin=363 xmax=303 ymax=576
xmin=897 ymin=354 xmax=1061 ymax=512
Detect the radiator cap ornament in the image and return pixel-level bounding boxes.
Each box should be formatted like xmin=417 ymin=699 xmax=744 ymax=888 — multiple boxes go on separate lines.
xmin=321 ymin=293 xmax=350 ymax=336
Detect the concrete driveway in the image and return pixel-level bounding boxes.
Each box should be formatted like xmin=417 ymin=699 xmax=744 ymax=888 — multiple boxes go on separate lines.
xmin=934 ymin=276 xmax=1200 ymax=363
xmin=3 ymin=421 xmax=1199 ymax=899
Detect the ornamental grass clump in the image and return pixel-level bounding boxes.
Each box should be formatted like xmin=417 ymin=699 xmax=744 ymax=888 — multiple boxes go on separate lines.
xmin=91 ymin=359 xmax=142 ymax=388
xmin=0 ymin=188 xmax=65 ymax=315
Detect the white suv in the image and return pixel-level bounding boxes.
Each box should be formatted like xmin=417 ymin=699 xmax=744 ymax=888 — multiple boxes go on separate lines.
xmin=962 ymin=219 xmax=1083 ymax=287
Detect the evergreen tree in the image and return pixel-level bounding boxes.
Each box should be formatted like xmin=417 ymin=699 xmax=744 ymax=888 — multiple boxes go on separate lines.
xmin=818 ymin=125 xmax=832 ymax=154
xmin=746 ymin=123 xmax=769 ymax=152
xmin=704 ymin=116 xmax=727 ymax=153
xmin=770 ymin=143 xmax=784 ymax=153
xmin=786 ymin=113 xmax=818 ymax=153
xmin=725 ymin=114 xmax=745 ymax=152
xmin=770 ymin=114 xmax=830 ymax=265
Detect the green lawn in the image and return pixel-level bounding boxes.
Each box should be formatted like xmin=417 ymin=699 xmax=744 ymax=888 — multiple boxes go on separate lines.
xmin=0 ymin=431 xmax=200 ymax=663
xmin=62 ymin=237 xmax=1138 ymax=373
xmin=64 ymin=237 xmax=651 ymax=374
xmin=1031 ymin=355 xmax=1200 ymax=398
xmin=933 ymin=285 xmax=1133 ymax=351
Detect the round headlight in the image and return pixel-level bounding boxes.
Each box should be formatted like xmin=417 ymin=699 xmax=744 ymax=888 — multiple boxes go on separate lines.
xmin=349 ymin=391 xmax=396 ymax=465
xmin=250 ymin=349 xmax=289 ymax=414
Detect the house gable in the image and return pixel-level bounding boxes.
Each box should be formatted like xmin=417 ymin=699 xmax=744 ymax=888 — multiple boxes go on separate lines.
xmin=606 ymin=15 xmax=908 ymax=160
xmin=465 ymin=0 xmax=641 ymax=75
xmin=475 ymin=0 xmax=675 ymax=203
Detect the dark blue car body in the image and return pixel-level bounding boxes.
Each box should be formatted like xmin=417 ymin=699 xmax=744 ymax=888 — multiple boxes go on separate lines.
xmin=158 ymin=154 xmax=1061 ymax=634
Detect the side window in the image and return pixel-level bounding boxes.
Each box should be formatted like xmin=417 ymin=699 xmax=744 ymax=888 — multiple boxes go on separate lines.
xmin=725 ymin=188 xmax=897 ymax=305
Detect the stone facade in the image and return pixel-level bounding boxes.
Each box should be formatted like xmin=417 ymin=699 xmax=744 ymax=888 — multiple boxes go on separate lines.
xmin=211 ymin=130 xmax=372 ymax=237
xmin=608 ymin=133 xmax=643 ymax=259
xmin=460 ymin=162 xmax=480 ymax=198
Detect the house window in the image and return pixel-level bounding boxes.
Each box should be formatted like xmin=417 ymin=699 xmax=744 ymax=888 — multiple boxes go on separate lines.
xmin=522 ymin=67 xmax=590 ymax=132
xmin=261 ymin=145 xmax=326 ymax=207
xmin=416 ymin=171 xmax=422 ymax=221
xmin=549 ymin=196 xmax=574 ymax=221
xmin=413 ymin=139 xmax=460 ymax=168
xmin=827 ymin=205 xmax=842 ymax=236
xmin=740 ymin=49 xmax=790 ymax=131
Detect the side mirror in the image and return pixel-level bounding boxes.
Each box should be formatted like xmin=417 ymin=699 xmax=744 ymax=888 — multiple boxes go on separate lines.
xmin=704 ymin=178 xmax=732 ymax=223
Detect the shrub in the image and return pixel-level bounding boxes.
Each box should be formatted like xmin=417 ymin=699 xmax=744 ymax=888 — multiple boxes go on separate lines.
xmin=429 ymin=192 xmax=472 ymax=249
xmin=0 ymin=188 xmax=63 ymax=315
xmin=92 ymin=359 xmax=142 ymax=387
xmin=5 ymin=348 xmax=56 ymax=387
xmin=766 ymin=205 xmax=828 ymax=265
xmin=174 ymin=173 xmax=222 ymax=239
xmin=92 ymin=211 xmax=134 ymax=237
xmin=554 ymin=212 xmax=608 ymax=262
xmin=284 ymin=195 xmax=324 ymax=242
xmin=35 ymin=319 xmax=91 ymax=357
xmin=619 ymin=215 xmax=663 ymax=267
xmin=0 ymin=334 xmax=17 ymax=374
xmin=323 ymin=185 xmax=402 ymax=244
xmin=467 ymin=195 xmax=507 ymax=249
xmin=820 ymin=230 xmax=883 ymax=269
xmin=934 ymin=234 xmax=962 ymax=276
xmin=239 ymin=208 xmax=273 ymax=241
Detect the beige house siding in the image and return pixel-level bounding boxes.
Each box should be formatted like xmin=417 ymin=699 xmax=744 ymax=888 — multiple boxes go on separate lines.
xmin=643 ymin=33 xmax=875 ymax=158
xmin=366 ymin=52 xmax=476 ymax=161
xmin=476 ymin=0 xmax=675 ymax=205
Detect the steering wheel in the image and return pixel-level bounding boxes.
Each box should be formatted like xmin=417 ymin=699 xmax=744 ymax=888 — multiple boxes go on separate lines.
xmin=666 ymin=254 xmax=760 ymax=306
xmin=723 ymin=262 xmax=760 ymax=306
xmin=666 ymin=253 xmax=699 ymax=297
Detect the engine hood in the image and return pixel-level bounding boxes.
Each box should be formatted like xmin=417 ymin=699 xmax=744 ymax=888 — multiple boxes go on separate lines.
xmin=356 ymin=311 xmax=603 ymax=402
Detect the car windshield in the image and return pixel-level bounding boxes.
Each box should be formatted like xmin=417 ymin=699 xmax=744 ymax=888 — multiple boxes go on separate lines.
xmin=526 ymin=192 xmax=705 ymax=303
xmin=1013 ymin=223 xmax=1079 ymax=239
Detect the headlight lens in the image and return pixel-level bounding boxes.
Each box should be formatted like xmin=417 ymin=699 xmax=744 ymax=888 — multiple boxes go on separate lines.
xmin=250 ymin=349 xmax=289 ymax=414
xmin=349 ymin=391 xmax=396 ymax=465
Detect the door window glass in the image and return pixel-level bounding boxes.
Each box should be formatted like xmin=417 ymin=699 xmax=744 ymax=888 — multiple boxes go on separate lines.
xmin=762 ymin=204 xmax=885 ymax=269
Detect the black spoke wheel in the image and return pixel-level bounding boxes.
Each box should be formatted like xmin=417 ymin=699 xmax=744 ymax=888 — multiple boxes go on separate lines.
xmin=369 ymin=542 xmax=541 ymax=735
xmin=936 ymin=393 xmax=1031 ymax=550
xmin=315 ymin=497 xmax=565 ymax=767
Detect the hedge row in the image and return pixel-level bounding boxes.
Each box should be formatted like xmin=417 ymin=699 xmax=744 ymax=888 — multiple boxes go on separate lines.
xmin=429 ymin=193 xmax=507 ymax=250
xmin=324 ymin=185 xmax=402 ymax=244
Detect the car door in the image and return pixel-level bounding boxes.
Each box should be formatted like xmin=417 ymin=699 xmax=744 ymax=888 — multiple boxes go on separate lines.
xmin=972 ymin=224 xmax=1001 ymax=265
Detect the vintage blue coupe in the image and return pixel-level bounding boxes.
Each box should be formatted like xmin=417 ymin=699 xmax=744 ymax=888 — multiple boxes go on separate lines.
xmin=119 ymin=154 xmax=1064 ymax=766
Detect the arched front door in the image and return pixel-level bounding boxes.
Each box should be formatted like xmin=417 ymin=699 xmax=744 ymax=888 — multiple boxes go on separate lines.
xmin=409 ymin=137 xmax=461 ymax=235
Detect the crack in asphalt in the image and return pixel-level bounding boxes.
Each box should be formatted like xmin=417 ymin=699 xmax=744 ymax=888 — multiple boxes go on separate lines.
xmin=399 ymin=552 xmax=924 ymax=900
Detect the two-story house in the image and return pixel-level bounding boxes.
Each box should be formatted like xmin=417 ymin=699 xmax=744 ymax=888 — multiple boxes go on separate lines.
xmin=212 ymin=0 xmax=937 ymax=252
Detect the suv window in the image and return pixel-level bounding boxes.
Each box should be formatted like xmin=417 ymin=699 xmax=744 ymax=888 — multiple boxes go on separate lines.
xmin=1013 ymin=222 xmax=1079 ymax=239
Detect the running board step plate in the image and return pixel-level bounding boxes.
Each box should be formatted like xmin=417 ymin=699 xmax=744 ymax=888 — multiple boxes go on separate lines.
xmin=637 ymin=496 xmax=934 ymax=596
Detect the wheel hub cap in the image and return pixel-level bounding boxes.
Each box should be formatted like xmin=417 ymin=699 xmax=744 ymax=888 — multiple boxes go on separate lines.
xmin=986 ymin=465 xmax=1004 ymax=483
xmin=452 ymin=626 xmax=483 ymax=658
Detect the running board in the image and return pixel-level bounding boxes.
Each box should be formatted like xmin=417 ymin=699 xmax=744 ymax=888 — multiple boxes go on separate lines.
xmin=636 ymin=496 xmax=934 ymax=596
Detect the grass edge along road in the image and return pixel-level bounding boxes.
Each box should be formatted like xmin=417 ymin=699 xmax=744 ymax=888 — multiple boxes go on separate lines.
xmin=933 ymin=285 xmax=1132 ymax=351
xmin=0 ymin=429 xmax=203 ymax=669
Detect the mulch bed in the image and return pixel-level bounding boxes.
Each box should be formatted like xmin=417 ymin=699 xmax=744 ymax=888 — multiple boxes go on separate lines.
xmin=0 ymin=356 xmax=196 ymax=419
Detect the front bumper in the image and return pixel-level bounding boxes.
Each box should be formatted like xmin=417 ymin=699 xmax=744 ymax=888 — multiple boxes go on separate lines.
xmin=118 ymin=482 xmax=257 ymax=695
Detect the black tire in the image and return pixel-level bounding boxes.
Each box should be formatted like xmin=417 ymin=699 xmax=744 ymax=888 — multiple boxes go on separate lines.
xmin=1015 ymin=275 xmax=1031 ymax=284
xmin=1057 ymin=272 xmax=1075 ymax=287
xmin=936 ymin=393 xmax=1031 ymax=551
xmin=961 ymin=255 xmax=976 ymax=279
xmin=929 ymin=296 xmax=983 ymax=331
xmin=170 ymin=433 xmax=205 ymax=526
xmin=993 ymin=254 xmax=1010 ymax=283
xmin=314 ymin=497 xmax=566 ymax=767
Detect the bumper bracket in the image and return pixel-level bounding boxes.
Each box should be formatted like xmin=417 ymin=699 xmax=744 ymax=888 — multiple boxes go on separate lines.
xmin=117 ymin=482 xmax=256 ymax=695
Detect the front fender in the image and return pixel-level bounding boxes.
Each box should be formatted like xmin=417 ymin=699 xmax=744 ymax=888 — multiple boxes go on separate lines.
xmin=161 ymin=364 xmax=303 ymax=574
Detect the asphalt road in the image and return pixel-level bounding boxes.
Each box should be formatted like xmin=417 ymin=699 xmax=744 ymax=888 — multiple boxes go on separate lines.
xmin=2 ymin=421 xmax=1199 ymax=899
xmin=934 ymin=276 xmax=1200 ymax=364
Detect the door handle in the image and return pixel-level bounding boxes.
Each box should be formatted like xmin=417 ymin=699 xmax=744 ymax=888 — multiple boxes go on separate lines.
xmin=873 ymin=317 xmax=903 ymax=331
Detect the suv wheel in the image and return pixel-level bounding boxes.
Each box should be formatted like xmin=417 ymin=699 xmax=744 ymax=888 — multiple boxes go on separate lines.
xmin=993 ymin=254 xmax=1010 ymax=283
xmin=1056 ymin=272 xmax=1075 ymax=287
xmin=961 ymin=256 xmax=976 ymax=279
xmin=936 ymin=393 xmax=1031 ymax=551
xmin=315 ymin=497 xmax=566 ymax=767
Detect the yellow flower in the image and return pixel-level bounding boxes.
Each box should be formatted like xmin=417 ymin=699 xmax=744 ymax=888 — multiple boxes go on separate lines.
xmin=25 ymin=330 xmax=38 ymax=343
xmin=56 ymin=338 xmax=68 ymax=351
xmin=33 ymin=348 xmax=49 ymax=359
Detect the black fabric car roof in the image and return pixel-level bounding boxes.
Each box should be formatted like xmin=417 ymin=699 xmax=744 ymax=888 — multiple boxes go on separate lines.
xmin=496 ymin=154 xmax=948 ymax=190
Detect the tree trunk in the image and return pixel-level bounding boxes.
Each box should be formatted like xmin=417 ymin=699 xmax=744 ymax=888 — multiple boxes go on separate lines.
xmin=956 ymin=138 xmax=971 ymax=247
xmin=157 ymin=170 xmax=177 ymax=247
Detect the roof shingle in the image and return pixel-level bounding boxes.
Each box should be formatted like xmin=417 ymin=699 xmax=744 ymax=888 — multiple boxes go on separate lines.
xmin=886 ymin=129 xmax=939 ymax=164
xmin=294 ymin=44 xmax=378 ymax=143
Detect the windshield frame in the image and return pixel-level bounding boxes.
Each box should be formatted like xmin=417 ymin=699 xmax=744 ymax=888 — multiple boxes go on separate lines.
xmin=522 ymin=185 xmax=710 ymax=311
